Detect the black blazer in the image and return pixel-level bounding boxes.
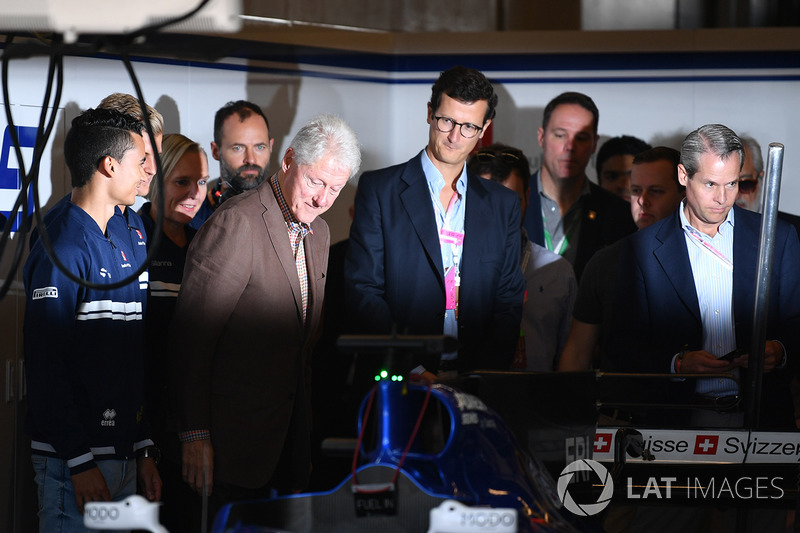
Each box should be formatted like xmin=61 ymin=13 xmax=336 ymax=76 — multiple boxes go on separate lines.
xmin=611 ymin=206 xmax=800 ymax=428
xmin=523 ymin=171 xmax=636 ymax=280
xmin=345 ymin=151 xmax=525 ymax=372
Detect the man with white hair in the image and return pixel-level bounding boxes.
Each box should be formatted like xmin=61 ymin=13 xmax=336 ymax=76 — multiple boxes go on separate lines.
xmin=169 ymin=114 xmax=361 ymax=519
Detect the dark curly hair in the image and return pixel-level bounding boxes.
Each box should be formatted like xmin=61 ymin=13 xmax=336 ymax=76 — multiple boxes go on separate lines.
xmin=64 ymin=108 xmax=144 ymax=188
xmin=429 ymin=66 xmax=497 ymax=125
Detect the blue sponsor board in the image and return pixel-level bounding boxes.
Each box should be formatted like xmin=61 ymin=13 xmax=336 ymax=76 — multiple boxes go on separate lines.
xmin=0 ymin=125 xmax=38 ymax=231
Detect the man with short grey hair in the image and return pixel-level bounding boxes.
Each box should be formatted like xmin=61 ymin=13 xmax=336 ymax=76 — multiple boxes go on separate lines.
xmin=616 ymin=123 xmax=799 ymax=427
xmin=609 ymin=123 xmax=800 ymax=532
xmin=169 ymin=114 xmax=361 ymax=521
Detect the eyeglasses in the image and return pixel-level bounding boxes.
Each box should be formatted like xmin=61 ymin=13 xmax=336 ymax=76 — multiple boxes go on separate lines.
xmin=738 ymin=178 xmax=758 ymax=194
xmin=474 ymin=150 xmax=521 ymax=164
xmin=433 ymin=116 xmax=483 ymax=139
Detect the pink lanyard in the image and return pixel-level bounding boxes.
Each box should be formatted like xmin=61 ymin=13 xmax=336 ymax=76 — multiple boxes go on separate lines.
xmin=683 ymin=225 xmax=733 ymax=272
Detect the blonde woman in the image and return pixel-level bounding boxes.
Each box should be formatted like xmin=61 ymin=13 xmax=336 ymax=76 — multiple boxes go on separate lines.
xmin=138 ymin=133 xmax=208 ymax=532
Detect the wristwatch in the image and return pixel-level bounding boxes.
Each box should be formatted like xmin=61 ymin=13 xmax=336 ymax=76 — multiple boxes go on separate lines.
xmin=675 ymin=345 xmax=688 ymax=374
xmin=137 ymin=446 xmax=161 ymax=465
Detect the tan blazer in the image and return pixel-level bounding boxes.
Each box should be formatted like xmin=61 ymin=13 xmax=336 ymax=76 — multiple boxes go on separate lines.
xmin=169 ymin=178 xmax=328 ymax=489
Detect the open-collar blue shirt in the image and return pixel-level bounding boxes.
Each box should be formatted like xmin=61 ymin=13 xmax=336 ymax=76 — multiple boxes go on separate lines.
xmin=420 ymin=149 xmax=468 ymax=361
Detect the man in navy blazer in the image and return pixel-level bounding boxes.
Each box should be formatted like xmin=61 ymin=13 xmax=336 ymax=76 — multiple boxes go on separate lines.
xmin=345 ymin=66 xmax=525 ymax=377
xmin=523 ymin=92 xmax=636 ymax=281
xmin=611 ymin=124 xmax=800 ymax=429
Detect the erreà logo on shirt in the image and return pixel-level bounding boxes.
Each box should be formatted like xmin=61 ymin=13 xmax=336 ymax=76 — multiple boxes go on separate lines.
xmin=32 ymin=287 xmax=58 ymax=300
xmin=101 ymin=408 xmax=116 ymax=427
xmin=120 ymin=250 xmax=131 ymax=268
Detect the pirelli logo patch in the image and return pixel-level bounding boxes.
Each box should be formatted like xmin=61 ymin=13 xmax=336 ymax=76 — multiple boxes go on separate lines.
xmin=32 ymin=287 xmax=58 ymax=300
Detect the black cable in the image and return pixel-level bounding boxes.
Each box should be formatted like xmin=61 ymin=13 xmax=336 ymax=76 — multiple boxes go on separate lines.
xmin=25 ymin=37 xmax=65 ymax=250
xmin=28 ymin=51 xmax=192 ymax=291
xmin=121 ymin=50 xmax=164 ymax=277
xmin=0 ymin=47 xmax=149 ymax=291
xmin=0 ymin=0 xmax=215 ymax=297
xmin=126 ymin=0 xmax=213 ymax=41
xmin=7 ymin=39 xmax=151 ymax=292
xmin=29 ymin=61 xmax=157 ymax=292
xmin=0 ymin=33 xmax=27 ymax=301
xmin=0 ymin=34 xmax=64 ymax=300
xmin=13 ymin=48 xmax=64 ymax=290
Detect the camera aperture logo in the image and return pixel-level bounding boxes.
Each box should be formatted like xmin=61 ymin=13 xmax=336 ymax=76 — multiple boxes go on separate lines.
xmin=557 ymin=459 xmax=614 ymax=516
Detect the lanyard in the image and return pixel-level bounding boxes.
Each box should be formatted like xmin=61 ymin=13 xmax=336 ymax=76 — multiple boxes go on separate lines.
xmin=683 ymin=225 xmax=733 ymax=272
xmin=541 ymin=208 xmax=570 ymax=256
xmin=436 ymin=192 xmax=463 ymax=319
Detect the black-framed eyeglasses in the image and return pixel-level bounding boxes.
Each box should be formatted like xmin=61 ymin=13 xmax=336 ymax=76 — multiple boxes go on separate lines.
xmin=433 ymin=116 xmax=483 ymax=139
xmin=474 ymin=150 xmax=521 ymax=164
xmin=738 ymin=178 xmax=758 ymax=194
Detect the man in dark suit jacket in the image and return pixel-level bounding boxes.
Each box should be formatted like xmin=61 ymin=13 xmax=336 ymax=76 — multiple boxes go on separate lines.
xmin=168 ymin=115 xmax=361 ymax=518
xmin=611 ymin=124 xmax=800 ymax=429
xmin=523 ymin=92 xmax=636 ymax=280
xmin=345 ymin=66 xmax=525 ymax=377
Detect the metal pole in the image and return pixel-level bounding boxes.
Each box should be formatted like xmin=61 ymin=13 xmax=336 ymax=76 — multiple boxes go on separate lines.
xmin=744 ymin=142 xmax=784 ymax=428
xmin=736 ymin=143 xmax=784 ymax=533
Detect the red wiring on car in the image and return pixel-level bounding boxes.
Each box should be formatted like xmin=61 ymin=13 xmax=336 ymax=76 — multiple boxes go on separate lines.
xmin=351 ymin=382 xmax=433 ymax=492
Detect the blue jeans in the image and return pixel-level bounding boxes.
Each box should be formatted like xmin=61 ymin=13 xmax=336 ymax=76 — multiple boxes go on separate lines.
xmin=32 ymin=455 xmax=137 ymax=533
